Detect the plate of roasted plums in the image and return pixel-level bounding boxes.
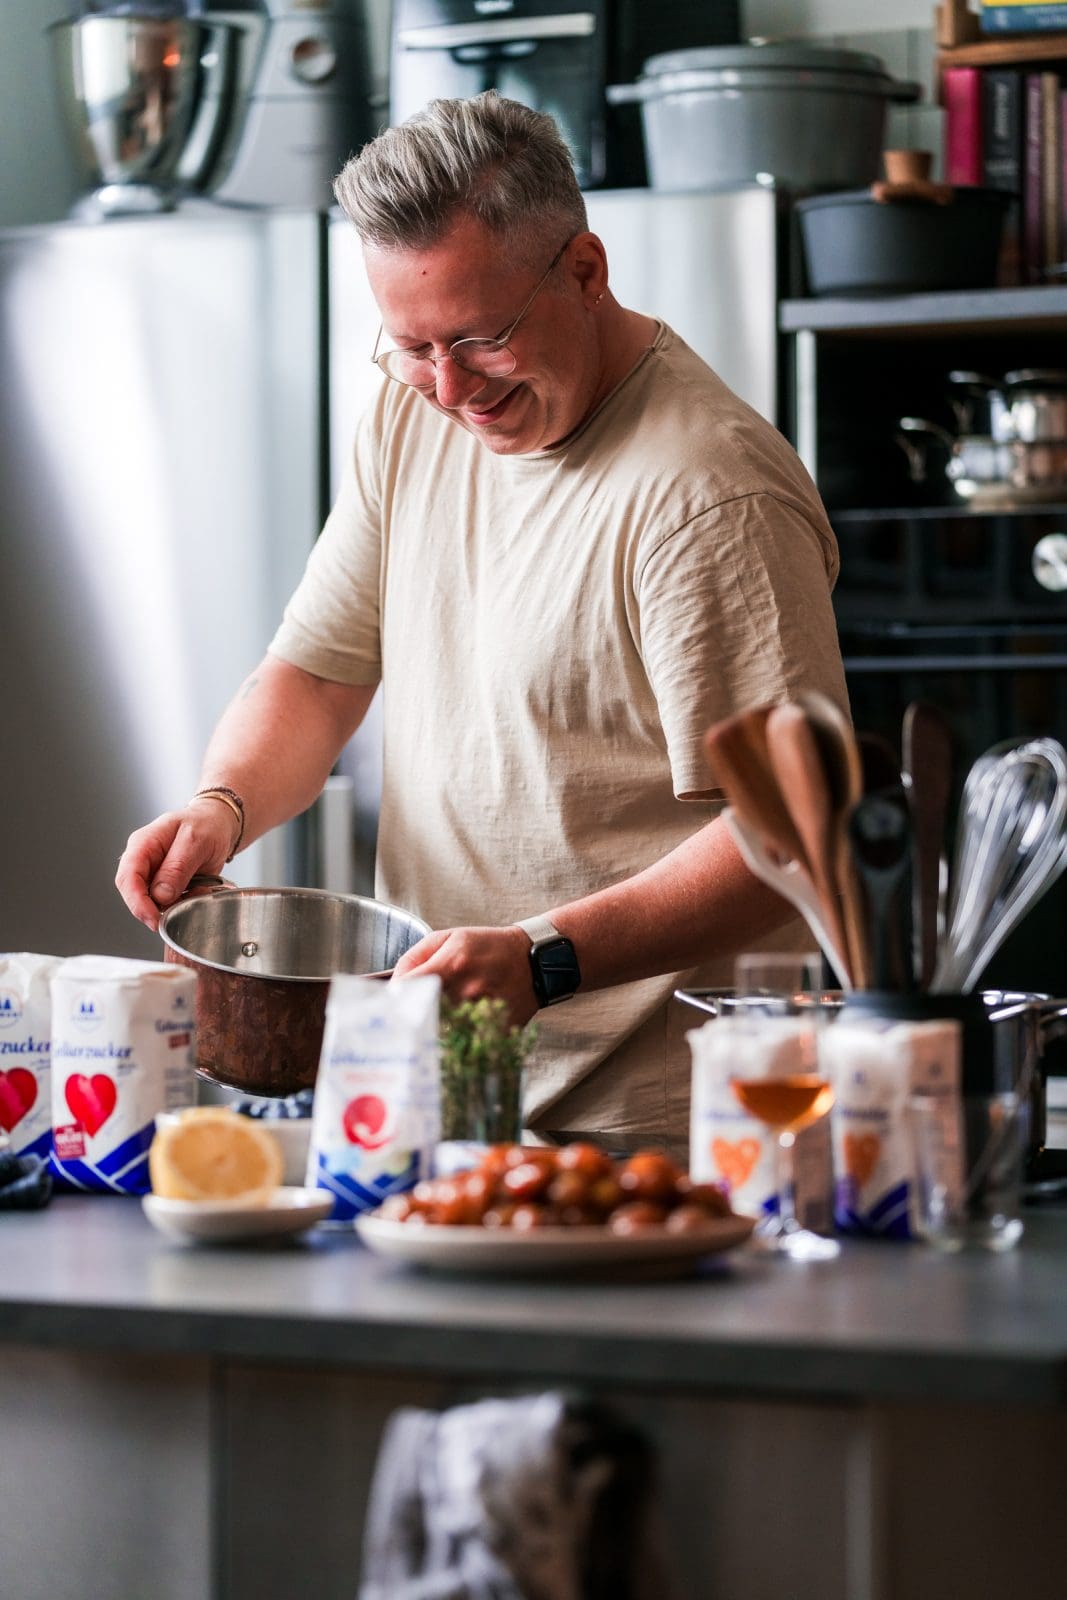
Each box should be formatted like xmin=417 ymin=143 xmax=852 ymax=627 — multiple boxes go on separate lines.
xmin=355 ymin=1144 xmax=755 ymax=1277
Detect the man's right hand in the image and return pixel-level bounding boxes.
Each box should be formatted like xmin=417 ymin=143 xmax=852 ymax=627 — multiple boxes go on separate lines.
xmin=115 ymin=798 xmax=241 ymax=931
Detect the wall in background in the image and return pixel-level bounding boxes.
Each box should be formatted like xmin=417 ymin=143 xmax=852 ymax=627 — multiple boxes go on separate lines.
xmin=0 ymin=1 xmax=84 ymax=227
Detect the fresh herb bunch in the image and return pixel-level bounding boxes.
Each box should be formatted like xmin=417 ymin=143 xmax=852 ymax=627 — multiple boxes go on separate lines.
xmin=438 ymin=997 xmax=536 ymax=1143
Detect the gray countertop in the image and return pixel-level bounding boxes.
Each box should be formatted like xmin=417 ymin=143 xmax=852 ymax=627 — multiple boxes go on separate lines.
xmin=3 ymin=1196 xmax=1067 ymax=1407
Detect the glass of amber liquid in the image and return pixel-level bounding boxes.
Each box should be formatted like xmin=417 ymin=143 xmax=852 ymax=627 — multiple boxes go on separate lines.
xmin=730 ymin=953 xmax=840 ymax=1262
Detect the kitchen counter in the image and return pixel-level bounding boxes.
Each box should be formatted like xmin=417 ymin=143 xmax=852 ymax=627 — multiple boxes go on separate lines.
xmin=2 ymin=1198 xmax=1066 ymax=1600
xmin=3 ymin=1195 xmax=1067 ymax=1406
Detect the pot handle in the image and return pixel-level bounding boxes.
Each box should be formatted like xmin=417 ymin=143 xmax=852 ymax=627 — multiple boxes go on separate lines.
xmin=894 ymin=417 xmax=953 ymax=484
xmin=605 ymin=81 xmax=645 ymax=105
xmin=887 ymin=78 xmax=922 ymax=105
xmin=178 ymin=873 xmax=237 ymax=901
xmin=1037 ymin=1001 xmax=1067 ymax=1046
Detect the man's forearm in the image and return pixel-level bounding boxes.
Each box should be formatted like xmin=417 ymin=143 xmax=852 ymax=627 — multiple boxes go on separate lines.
xmin=544 ymin=815 xmax=794 ymax=989
xmin=198 ymin=655 xmax=377 ymax=848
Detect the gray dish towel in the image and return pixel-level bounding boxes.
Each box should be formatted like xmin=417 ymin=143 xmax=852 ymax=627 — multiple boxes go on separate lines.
xmin=357 ymin=1392 xmax=676 ymax=1600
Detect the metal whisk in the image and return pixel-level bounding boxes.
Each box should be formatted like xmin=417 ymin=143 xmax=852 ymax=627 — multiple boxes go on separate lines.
xmin=932 ymin=738 xmax=1067 ymax=994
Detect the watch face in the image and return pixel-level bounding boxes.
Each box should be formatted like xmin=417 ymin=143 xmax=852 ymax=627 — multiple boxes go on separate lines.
xmin=532 ymin=937 xmax=580 ymax=1005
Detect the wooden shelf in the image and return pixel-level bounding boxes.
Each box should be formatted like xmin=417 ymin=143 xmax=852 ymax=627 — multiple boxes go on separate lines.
xmin=938 ymin=34 xmax=1067 ymax=68
xmin=780 ymin=284 xmax=1067 ymax=336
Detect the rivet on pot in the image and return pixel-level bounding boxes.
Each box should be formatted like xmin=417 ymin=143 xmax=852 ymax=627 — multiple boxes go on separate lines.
xmin=241 ymin=941 xmax=259 ymax=958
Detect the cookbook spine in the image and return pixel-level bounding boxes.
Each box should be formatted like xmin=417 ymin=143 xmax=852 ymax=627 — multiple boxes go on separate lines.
xmin=982 ymin=67 xmax=1025 ymax=282
xmin=980 ymin=2 xmax=1067 ymax=31
xmin=943 ymin=65 xmax=985 ymax=185
xmin=1040 ymin=72 xmax=1064 ymax=273
xmin=1023 ymin=71 xmax=1046 ymax=280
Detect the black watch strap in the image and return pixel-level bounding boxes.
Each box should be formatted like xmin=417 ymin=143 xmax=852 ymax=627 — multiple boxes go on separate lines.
xmin=518 ymin=915 xmax=581 ymax=1007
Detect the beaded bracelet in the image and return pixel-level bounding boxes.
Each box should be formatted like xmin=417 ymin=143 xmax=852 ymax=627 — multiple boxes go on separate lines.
xmin=192 ymin=786 xmax=246 ymax=862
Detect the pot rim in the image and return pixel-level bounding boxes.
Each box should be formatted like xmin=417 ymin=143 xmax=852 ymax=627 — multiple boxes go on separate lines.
xmin=641 ymin=42 xmax=897 ymax=79
xmin=158 ymin=885 xmax=430 ymax=983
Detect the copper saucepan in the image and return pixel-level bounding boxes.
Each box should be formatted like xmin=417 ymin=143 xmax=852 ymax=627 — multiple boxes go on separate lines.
xmin=159 ymin=881 xmax=430 ymax=1097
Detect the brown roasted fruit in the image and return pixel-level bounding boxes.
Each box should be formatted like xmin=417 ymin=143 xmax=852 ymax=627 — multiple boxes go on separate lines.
xmin=376 ymin=1143 xmax=736 ymax=1232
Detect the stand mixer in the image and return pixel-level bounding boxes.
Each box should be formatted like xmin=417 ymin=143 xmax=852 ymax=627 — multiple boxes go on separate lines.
xmin=205 ymin=0 xmax=379 ymax=211
xmin=49 ymin=3 xmax=243 ymax=219
xmin=50 ymin=2 xmax=379 ymax=218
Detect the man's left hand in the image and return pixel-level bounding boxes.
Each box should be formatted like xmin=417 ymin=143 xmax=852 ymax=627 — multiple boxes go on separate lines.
xmin=391 ymin=925 xmax=538 ymax=1026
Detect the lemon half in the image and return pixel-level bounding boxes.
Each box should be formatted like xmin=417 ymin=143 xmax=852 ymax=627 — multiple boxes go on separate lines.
xmin=149 ymin=1107 xmax=283 ymax=1204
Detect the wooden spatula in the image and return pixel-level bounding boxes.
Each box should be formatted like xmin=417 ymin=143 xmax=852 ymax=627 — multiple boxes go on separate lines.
xmin=793 ymin=692 xmax=868 ymax=988
xmin=704 ymin=704 xmax=810 ymax=872
xmin=763 ymin=702 xmax=853 ymax=989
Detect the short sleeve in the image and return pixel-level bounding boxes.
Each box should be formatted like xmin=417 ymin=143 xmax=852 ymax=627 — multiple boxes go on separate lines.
xmin=635 ymin=492 xmax=849 ymax=797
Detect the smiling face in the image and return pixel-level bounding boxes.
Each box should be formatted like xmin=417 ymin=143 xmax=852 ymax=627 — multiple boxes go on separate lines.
xmin=364 ymin=213 xmax=611 ymax=455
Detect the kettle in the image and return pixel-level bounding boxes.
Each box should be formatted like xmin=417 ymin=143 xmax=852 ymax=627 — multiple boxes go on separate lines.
xmin=895 ymin=366 xmax=1067 ymax=506
xmin=894 ymin=415 xmax=1013 ymax=504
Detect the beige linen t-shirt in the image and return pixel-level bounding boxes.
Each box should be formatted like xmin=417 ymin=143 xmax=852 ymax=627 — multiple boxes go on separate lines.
xmin=270 ymin=323 xmax=848 ymax=1156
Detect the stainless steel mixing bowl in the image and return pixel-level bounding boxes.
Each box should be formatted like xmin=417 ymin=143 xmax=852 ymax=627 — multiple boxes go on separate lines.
xmin=49 ymin=12 xmax=241 ymax=215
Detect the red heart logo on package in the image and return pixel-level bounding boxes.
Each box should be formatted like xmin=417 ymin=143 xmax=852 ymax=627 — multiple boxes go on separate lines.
xmin=342 ymin=1093 xmax=391 ymax=1151
xmin=844 ymin=1132 xmax=881 ymax=1188
xmin=711 ymin=1136 xmax=761 ymax=1191
xmin=65 ymin=1073 xmax=118 ymax=1138
xmin=0 ymin=1068 xmax=37 ymax=1132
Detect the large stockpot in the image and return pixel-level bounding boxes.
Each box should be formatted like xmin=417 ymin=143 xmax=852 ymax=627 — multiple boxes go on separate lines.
xmin=159 ymin=886 xmax=430 ymax=1097
xmin=677 ymin=985 xmax=1067 ymax=1178
xmin=607 ymin=41 xmax=919 ymax=193
xmin=842 ymin=989 xmax=1067 ymax=1179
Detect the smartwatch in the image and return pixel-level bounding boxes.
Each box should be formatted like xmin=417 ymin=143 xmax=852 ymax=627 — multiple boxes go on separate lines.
xmin=517 ymin=914 xmax=582 ymax=1008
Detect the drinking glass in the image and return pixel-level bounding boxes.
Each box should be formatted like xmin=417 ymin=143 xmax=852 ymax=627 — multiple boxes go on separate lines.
xmin=729 ymin=951 xmax=840 ymax=1262
xmin=734 ymin=951 xmax=828 ymax=1014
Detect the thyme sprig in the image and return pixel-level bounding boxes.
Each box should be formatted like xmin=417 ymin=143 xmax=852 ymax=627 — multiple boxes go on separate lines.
xmin=438 ymin=997 xmax=537 ymax=1143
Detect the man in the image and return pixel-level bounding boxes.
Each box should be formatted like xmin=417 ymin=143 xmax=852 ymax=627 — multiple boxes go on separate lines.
xmin=117 ymin=92 xmax=848 ymax=1159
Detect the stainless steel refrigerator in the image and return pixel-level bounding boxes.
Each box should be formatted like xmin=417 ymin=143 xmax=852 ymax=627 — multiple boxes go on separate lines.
xmin=0 ymin=209 xmax=326 ymax=957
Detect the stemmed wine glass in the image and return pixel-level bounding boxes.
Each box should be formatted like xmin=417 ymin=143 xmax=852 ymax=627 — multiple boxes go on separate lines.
xmin=730 ymin=952 xmax=840 ymax=1262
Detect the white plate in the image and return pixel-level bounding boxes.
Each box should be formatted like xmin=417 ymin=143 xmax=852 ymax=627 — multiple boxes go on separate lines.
xmin=142 ymin=1186 xmax=333 ymax=1244
xmin=355 ymin=1213 xmax=756 ymax=1278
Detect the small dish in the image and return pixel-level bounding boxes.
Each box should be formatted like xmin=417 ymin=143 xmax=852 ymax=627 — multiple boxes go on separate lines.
xmin=142 ymin=1185 xmax=332 ymax=1244
xmin=355 ymin=1213 xmax=755 ymax=1277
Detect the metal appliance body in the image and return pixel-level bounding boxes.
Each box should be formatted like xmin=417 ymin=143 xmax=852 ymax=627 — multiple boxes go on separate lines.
xmin=389 ymin=0 xmax=740 ymax=190
xmin=0 ymin=212 xmax=322 ymax=958
xmin=206 ymin=0 xmax=378 ymax=210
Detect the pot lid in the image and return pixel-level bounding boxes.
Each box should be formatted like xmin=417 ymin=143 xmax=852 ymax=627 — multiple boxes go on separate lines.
xmin=640 ymin=40 xmax=895 ymax=81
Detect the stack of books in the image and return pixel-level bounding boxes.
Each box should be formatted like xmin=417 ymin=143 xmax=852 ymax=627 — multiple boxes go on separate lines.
xmin=980 ymin=3 xmax=1067 ymax=32
xmin=943 ymin=48 xmax=1067 ymax=283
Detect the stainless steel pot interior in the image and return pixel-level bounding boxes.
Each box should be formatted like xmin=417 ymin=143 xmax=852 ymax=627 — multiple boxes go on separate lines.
xmin=159 ymin=888 xmax=430 ymax=982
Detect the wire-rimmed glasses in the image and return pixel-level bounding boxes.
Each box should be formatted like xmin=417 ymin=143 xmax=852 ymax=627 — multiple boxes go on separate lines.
xmin=370 ymin=235 xmax=574 ymax=389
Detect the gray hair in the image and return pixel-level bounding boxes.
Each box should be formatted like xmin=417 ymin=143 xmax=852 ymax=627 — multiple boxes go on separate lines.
xmin=334 ymin=91 xmax=588 ymax=262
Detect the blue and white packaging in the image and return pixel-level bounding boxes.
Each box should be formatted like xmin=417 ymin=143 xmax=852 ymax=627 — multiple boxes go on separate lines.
xmin=821 ymin=1019 xmax=961 ymax=1239
xmin=49 ymin=956 xmax=197 ymax=1194
xmin=307 ymin=974 xmax=441 ymax=1222
xmin=0 ymin=953 xmax=61 ymax=1161
xmin=688 ymin=1016 xmax=833 ymax=1233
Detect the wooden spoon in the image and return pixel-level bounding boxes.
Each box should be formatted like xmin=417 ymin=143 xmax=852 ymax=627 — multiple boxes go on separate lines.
xmin=703 ymin=705 xmax=810 ymax=872
xmin=763 ymin=702 xmax=853 ymax=989
xmin=794 ymin=692 xmax=868 ymax=988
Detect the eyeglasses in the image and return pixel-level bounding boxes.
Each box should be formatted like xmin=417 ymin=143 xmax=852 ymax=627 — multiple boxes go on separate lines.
xmin=371 ymin=236 xmax=573 ymax=389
